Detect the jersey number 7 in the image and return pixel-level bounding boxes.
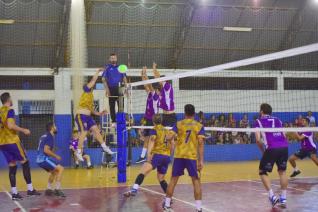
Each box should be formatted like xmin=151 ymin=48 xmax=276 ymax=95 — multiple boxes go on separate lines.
xmin=185 ymin=130 xmax=191 ymax=144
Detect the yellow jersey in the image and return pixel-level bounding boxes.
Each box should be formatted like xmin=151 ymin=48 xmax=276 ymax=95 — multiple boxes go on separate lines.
xmin=172 ymin=119 xmax=205 ymax=160
xmin=78 ymin=85 xmax=94 ymax=112
xmin=0 ymin=106 xmax=20 ymax=145
xmin=150 ymin=124 xmax=171 ymax=156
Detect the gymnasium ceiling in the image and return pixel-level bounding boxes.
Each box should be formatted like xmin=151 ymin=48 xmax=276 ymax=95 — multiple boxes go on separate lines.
xmin=0 ymin=0 xmax=317 ymax=70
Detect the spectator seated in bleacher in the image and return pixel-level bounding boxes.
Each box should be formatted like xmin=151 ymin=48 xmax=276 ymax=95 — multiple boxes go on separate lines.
xmin=70 ymin=130 xmax=93 ymax=169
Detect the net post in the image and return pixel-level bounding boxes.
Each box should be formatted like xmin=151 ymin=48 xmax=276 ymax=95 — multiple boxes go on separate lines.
xmin=116 ymin=112 xmax=127 ymax=183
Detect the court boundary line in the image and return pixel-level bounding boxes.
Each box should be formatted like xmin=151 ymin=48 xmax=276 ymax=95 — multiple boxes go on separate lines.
xmin=248 ymin=179 xmax=318 ymax=194
xmin=1 ymin=186 xmax=27 ymax=212
xmin=139 ymin=186 xmax=215 ymax=212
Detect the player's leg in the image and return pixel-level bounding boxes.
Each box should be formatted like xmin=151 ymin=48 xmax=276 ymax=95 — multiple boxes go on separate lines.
xmin=14 ymin=142 xmax=40 ymax=196
xmin=53 ymin=165 xmax=66 ymax=197
xmin=136 ymin=135 xmax=149 ymax=164
xmin=156 ymin=155 xmax=170 ymax=193
xmin=83 ymin=154 xmax=93 ymax=168
xmin=45 ymin=170 xmax=57 ymax=196
xmin=75 ymin=114 xmax=88 ymax=161
xmin=259 ymin=149 xmax=278 ymax=207
xmin=276 ymin=147 xmax=288 ymax=208
xmin=310 ymin=152 xmax=318 ymax=166
xmin=289 ymin=153 xmax=301 ymax=177
xmin=90 ymin=124 xmax=114 ymax=154
xmin=124 ymin=161 xmax=154 ymax=197
xmin=191 ymin=177 xmax=202 ymax=212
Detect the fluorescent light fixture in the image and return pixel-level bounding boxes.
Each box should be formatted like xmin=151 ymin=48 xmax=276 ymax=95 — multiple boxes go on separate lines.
xmin=0 ymin=19 xmax=15 ymax=24
xmin=223 ymin=27 xmax=252 ymax=32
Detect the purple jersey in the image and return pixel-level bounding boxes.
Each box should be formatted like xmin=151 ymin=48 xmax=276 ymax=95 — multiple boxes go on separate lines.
xmin=253 ymin=115 xmax=288 ymax=149
xmin=300 ymin=132 xmax=316 ymax=151
xmin=145 ymin=91 xmax=159 ymax=120
xmin=70 ymin=139 xmax=79 ymax=150
xmin=160 ymin=82 xmax=175 ymax=112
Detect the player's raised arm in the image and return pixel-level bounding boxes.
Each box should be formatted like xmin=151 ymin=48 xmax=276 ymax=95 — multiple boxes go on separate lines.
xmin=141 ymin=66 xmax=152 ymax=93
xmin=153 ymin=62 xmax=163 ymax=87
xmin=87 ymin=68 xmax=103 ymax=90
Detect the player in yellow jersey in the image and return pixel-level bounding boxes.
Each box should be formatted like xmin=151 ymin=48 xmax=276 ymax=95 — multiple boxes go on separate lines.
xmin=163 ymin=104 xmax=205 ymax=212
xmin=75 ymin=68 xmax=114 ymax=161
xmin=123 ymin=114 xmax=174 ymax=197
xmin=0 ymin=92 xmax=41 ymax=200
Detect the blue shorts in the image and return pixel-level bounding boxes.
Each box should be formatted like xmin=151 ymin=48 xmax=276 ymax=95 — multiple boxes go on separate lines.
xmin=37 ymin=155 xmax=57 ymax=172
xmin=75 ymin=114 xmax=96 ymax=132
xmin=294 ymin=148 xmax=317 ymax=160
xmin=151 ymin=154 xmax=170 ymax=174
xmin=172 ymin=158 xmax=198 ymax=178
xmin=0 ymin=143 xmax=27 ymax=164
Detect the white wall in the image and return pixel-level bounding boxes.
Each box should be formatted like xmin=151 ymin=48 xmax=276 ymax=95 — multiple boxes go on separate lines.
xmin=0 ymin=68 xmax=317 ymax=115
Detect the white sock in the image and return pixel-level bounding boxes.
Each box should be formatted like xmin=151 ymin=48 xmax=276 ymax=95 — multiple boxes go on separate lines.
xmin=165 ymin=197 xmax=171 ymax=207
xmin=141 ymin=148 xmax=147 ymax=158
xmin=87 ymin=161 xmax=91 ymax=167
xmin=27 ymin=183 xmax=33 ymax=191
xmin=101 ymin=142 xmax=108 ymax=150
xmin=195 ymin=200 xmax=202 ymax=210
xmin=294 ymin=167 xmax=299 ymax=172
xmin=269 ymin=189 xmax=274 ymax=198
xmin=281 ymin=190 xmax=287 ymax=199
xmin=11 ymin=187 xmax=18 ymax=194
xmin=47 ymin=183 xmax=52 ymax=190
xmin=56 ymin=182 xmax=61 ymax=190
xmin=132 ymin=184 xmax=139 ymax=190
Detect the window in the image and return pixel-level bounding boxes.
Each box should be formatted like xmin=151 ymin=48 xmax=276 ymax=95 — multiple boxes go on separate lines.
xmin=0 ymin=76 xmax=54 ymax=90
xmin=179 ymin=77 xmax=277 ymax=90
xmin=284 ymin=78 xmax=318 ymax=90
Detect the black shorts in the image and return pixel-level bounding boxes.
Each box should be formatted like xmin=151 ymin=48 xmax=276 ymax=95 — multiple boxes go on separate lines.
xmin=162 ymin=113 xmax=177 ymax=127
xmin=143 ymin=119 xmax=153 ymax=137
xmin=294 ymin=149 xmax=317 ymax=160
xmin=259 ymin=147 xmax=288 ymax=172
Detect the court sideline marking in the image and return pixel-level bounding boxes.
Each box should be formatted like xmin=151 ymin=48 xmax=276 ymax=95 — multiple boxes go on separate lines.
xmin=139 ymin=186 xmax=215 ymax=212
xmin=1 ymin=186 xmax=27 ymax=212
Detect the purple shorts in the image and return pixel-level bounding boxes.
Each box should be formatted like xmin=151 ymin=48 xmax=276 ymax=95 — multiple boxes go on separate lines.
xmin=172 ymin=158 xmax=198 ymax=178
xmin=75 ymin=114 xmax=96 ymax=132
xmin=151 ymin=154 xmax=170 ymax=174
xmin=0 ymin=143 xmax=27 ymax=164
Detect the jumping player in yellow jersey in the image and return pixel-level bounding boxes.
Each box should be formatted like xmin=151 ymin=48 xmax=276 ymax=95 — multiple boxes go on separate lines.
xmin=123 ymin=114 xmax=174 ymax=197
xmin=163 ymin=104 xmax=205 ymax=212
xmin=0 ymin=92 xmax=41 ymax=200
xmin=75 ymin=68 xmax=114 ymax=161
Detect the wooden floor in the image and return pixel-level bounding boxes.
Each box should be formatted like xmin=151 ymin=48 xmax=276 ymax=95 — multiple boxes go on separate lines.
xmin=1 ymin=160 xmax=317 ymax=191
xmin=0 ymin=160 xmax=317 ymax=211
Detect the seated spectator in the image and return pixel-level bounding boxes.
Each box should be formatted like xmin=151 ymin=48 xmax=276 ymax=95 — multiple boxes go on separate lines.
xmin=216 ymin=114 xmax=227 ymax=144
xmin=198 ymin=111 xmax=208 ymax=126
xmin=307 ymin=111 xmax=316 ymax=126
xmin=228 ymin=113 xmax=236 ymax=128
xmin=238 ymin=114 xmax=250 ymax=143
xmin=250 ymin=115 xmax=259 ymax=144
xmin=70 ymin=130 xmax=93 ymax=169
xmin=209 ymin=115 xmax=218 ymax=127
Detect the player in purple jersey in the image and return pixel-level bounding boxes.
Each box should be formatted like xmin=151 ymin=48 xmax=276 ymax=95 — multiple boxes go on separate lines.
xmin=69 ymin=130 xmax=93 ymax=169
xmin=153 ymin=63 xmax=177 ymax=127
xmin=289 ymin=117 xmax=318 ymax=178
xmin=254 ymin=103 xmax=288 ymax=208
xmin=136 ymin=66 xmax=160 ymax=164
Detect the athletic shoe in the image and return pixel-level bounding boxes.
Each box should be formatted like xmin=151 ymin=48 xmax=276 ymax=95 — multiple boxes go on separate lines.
xmin=269 ymin=195 xmax=279 ymax=208
xmin=290 ymin=170 xmax=301 ymax=178
xmin=12 ymin=193 xmax=23 ymax=201
xmin=54 ymin=189 xmax=66 ymax=198
xmin=87 ymin=165 xmax=94 ymax=169
xmin=163 ymin=206 xmax=174 ymax=212
xmin=279 ymin=196 xmax=287 ymax=208
xmin=123 ymin=189 xmax=137 ymax=197
xmin=45 ymin=189 xmax=54 ymax=196
xmin=75 ymin=151 xmax=84 ymax=162
xmin=102 ymin=146 xmax=116 ymax=155
xmin=136 ymin=157 xmax=146 ymax=164
xmin=196 ymin=209 xmax=203 ymax=212
xmin=27 ymin=189 xmax=41 ymax=196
